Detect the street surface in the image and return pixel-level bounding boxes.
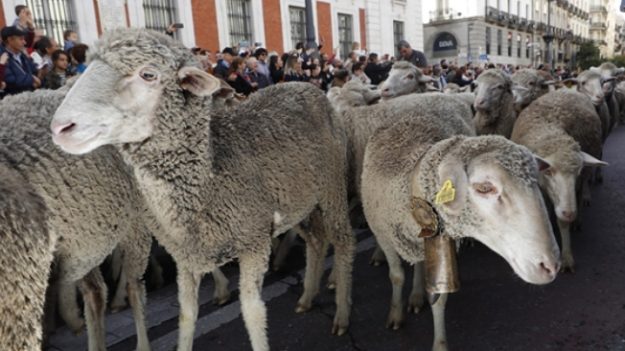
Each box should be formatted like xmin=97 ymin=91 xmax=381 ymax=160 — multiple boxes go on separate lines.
xmin=47 ymin=126 xmax=625 ymax=351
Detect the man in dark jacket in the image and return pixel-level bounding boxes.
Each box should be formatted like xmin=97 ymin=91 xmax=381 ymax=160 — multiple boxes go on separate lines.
xmin=364 ymin=53 xmax=392 ymax=85
xmin=1 ymin=26 xmax=39 ymax=96
xmin=213 ymin=47 xmax=235 ymax=79
xmin=397 ymin=39 xmax=427 ymax=68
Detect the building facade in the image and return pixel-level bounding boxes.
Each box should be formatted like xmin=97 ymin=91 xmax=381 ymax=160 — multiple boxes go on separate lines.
xmin=1 ymin=0 xmax=423 ymax=59
xmin=423 ymin=0 xmax=592 ymax=68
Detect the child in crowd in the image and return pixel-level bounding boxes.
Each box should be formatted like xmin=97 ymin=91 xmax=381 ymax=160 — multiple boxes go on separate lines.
xmin=44 ymin=50 xmax=71 ymax=90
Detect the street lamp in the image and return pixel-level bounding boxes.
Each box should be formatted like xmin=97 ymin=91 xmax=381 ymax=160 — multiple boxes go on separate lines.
xmin=543 ymin=0 xmax=554 ymax=72
xmin=304 ymin=0 xmax=317 ymax=53
xmin=467 ymin=23 xmax=474 ymax=63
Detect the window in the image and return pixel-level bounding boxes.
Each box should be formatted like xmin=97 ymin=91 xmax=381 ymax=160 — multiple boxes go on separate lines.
xmin=517 ymin=34 xmax=521 ymax=57
xmin=508 ymin=31 xmax=512 ymax=56
xmin=393 ymin=21 xmax=404 ymax=57
xmin=526 ymin=35 xmax=530 ymax=58
xmin=226 ymin=0 xmax=253 ymax=46
xmin=497 ymin=29 xmax=502 ymax=55
xmin=338 ymin=14 xmax=353 ymax=59
xmin=486 ymin=27 xmax=491 ymax=55
xmin=26 ymin=0 xmax=77 ymax=46
xmin=289 ymin=6 xmax=306 ymax=50
xmin=143 ymin=0 xmax=178 ymax=33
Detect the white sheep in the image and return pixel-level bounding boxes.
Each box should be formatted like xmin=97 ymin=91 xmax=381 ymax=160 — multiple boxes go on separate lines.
xmin=378 ymin=61 xmax=434 ymax=99
xmin=51 ymin=29 xmax=355 ymax=351
xmin=511 ymin=90 xmax=607 ymax=271
xmin=510 ymin=68 xmax=554 ymax=112
xmin=362 ymin=115 xmax=560 ymax=351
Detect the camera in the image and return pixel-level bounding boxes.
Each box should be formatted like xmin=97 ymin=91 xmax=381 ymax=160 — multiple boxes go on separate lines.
xmin=172 ymin=23 xmax=184 ymax=29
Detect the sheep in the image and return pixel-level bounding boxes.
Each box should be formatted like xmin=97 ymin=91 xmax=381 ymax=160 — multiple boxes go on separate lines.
xmin=378 ymin=61 xmax=433 ymax=99
xmin=50 ymin=29 xmax=355 ymax=351
xmin=362 ymin=115 xmax=560 ymax=351
xmin=511 ymin=90 xmax=606 ymax=271
xmin=327 ymin=78 xmax=381 ymax=113
xmin=472 ymin=69 xmax=517 ymax=138
xmin=591 ymin=62 xmax=622 ymax=131
xmin=0 ymin=165 xmax=52 ymax=351
xmin=510 ymin=69 xmax=553 ymax=112
xmin=614 ymin=80 xmax=625 ymax=125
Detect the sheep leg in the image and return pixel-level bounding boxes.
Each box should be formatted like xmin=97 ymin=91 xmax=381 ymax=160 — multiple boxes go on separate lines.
xmin=558 ymin=219 xmax=575 ymax=272
xmin=272 ymin=229 xmax=298 ymax=271
xmin=110 ymin=267 xmax=128 ymax=312
xmin=581 ymin=168 xmax=592 ymax=206
xmin=295 ymin=223 xmax=329 ymax=313
xmin=79 ymin=269 xmax=107 ymax=351
xmin=176 ymin=268 xmax=202 ymax=351
xmin=407 ymin=261 xmax=425 ymax=314
xmin=369 ymin=243 xmax=387 ymax=266
xmin=120 ymin=235 xmax=151 ymax=351
xmin=431 ymin=293 xmax=449 ymax=351
xmin=211 ymin=268 xmax=231 ymax=306
xmin=329 ymin=235 xmax=354 ymax=336
xmin=126 ymin=274 xmax=149 ymax=351
xmin=379 ymin=240 xmax=405 ymax=330
xmin=58 ymin=280 xmax=85 ymax=333
xmin=239 ymin=253 xmax=270 ymax=351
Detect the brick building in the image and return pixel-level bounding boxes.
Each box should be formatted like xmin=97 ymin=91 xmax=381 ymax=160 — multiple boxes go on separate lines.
xmin=1 ymin=0 xmax=424 ymax=58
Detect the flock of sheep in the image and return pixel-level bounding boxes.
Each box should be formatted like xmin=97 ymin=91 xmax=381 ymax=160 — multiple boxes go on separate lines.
xmin=0 ymin=28 xmax=622 ymax=351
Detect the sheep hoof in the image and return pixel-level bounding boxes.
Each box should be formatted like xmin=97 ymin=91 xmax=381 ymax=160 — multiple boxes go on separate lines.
xmin=369 ymin=247 xmax=387 ymax=266
xmin=432 ymin=340 xmax=449 ymax=351
xmin=332 ymin=320 xmax=349 ymax=336
xmin=407 ymin=294 xmax=424 ymax=314
xmin=326 ymin=282 xmax=336 ymax=290
xmin=560 ymin=255 xmax=575 ymax=273
xmin=69 ymin=319 xmax=86 ymax=335
xmin=385 ymin=309 xmax=404 ymax=330
xmin=213 ymin=291 xmax=231 ymax=306
xmin=295 ymin=302 xmax=312 ymax=313
xmin=385 ymin=319 xmax=403 ymax=330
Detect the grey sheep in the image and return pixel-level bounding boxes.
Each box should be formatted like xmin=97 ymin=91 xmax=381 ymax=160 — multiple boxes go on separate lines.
xmin=566 ymin=70 xmax=613 ymax=142
xmin=0 ymin=89 xmax=153 ymax=351
xmin=473 ymin=69 xmax=517 ymax=138
xmin=378 ymin=61 xmax=434 ymax=99
xmin=362 ymin=115 xmax=560 ymax=351
xmin=0 ymin=165 xmax=52 ymax=351
xmin=511 ymin=69 xmax=553 ymax=112
xmin=51 ymin=29 xmax=355 ymax=351
xmin=591 ymin=62 xmax=621 ymax=131
xmin=511 ymin=90 xmax=607 ymax=271
xmin=327 ymin=79 xmax=381 ymax=113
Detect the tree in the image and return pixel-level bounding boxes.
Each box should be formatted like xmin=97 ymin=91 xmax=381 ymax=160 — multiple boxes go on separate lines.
xmin=576 ymin=42 xmax=601 ymax=70
xmin=610 ymin=55 xmax=625 ymax=68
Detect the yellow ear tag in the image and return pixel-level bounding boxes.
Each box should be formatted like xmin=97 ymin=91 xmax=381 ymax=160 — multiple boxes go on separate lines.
xmin=434 ymin=180 xmax=456 ymax=205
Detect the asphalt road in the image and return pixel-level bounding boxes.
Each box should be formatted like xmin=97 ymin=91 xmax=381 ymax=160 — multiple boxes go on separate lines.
xmin=48 ymin=125 xmax=625 ymax=351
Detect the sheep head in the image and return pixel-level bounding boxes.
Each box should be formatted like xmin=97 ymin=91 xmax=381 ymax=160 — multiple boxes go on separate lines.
xmin=414 ymin=135 xmax=560 ymax=284
xmin=511 ymin=69 xmax=553 ymax=111
xmin=563 ymin=70 xmax=604 ymax=106
xmin=472 ymin=69 xmax=512 ymax=113
xmin=51 ymin=28 xmax=221 ymax=154
xmin=379 ymin=61 xmax=432 ymax=99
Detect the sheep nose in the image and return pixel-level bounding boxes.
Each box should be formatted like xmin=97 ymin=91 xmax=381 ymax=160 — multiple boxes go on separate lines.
xmin=539 ymin=261 xmax=559 ymax=278
xmin=51 ymin=121 xmax=76 ymax=136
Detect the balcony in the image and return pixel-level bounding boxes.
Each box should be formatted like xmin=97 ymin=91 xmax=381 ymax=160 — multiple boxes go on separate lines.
xmin=591 ymin=22 xmax=608 ymax=30
xmin=508 ymin=14 xmax=519 ymax=28
xmin=486 ymin=6 xmax=499 ymax=23
xmin=590 ymin=5 xmax=608 ymax=15
xmin=594 ymin=39 xmax=608 ymax=46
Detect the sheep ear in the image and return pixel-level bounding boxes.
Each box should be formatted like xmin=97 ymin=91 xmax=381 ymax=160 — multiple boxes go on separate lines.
xmin=559 ymin=79 xmax=577 ymax=89
xmin=581 ymin=151 xmax=608 ymax=167
xmin=212 ymin=78 xmax=235 ymax=99
xmin=540 ymin=80 xmax=555 ymax=88
xmin=534 ymin=155 xmax=552 ymax=172
xmin=419 ymin=75 xmax=435 ymax=83
xmin=436 ymin=158 xmax=467 ymax=215
xmin=178 ymin=66 xmax=221 ymax=96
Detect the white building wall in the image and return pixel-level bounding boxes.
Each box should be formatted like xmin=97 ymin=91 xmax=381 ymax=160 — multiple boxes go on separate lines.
xmin=366 ymin=0 xmax=424 ymax=56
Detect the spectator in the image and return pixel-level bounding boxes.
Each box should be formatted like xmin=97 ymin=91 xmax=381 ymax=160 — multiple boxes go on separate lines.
xmin=284 ymin=51 xmax=307 ymax=82
xmin=343 ymin=51 xmax=357 ymax=74
xmin=31 ymin=36 xmax=56 ymax=71
xmin=1 ymin=26 xmax=39 ymax=95
xmin=226 ymin=57 xmax=253 ymax=96
xmin=63 ymin=29 xmax=78 ymax=52
xmin=352 ymin=41 xmax=366 ymax=57
xmin=213 ymin=47 xmax=234 ymax=79
xmin=253 ymin=48 xmax=272 ymax=84
xmin=44 ymin=49 xmax=70 ymax=90
xmin=431 ymin=64 xmax=447 ymax=90
xmin=12 ymin=5 xmax=35 ymax=49
xmin=397 ymin=39 xmax=427 ymax=68
xmin=453 ymin=66 xmax=473 ymax=87
xmin=364 ymin=53 xmax=391 ymax=85
xmin=0 ymin=51 xmax=8 ymax=96
xmin=69 ymin=43 xmax=88 ymax=74
xmin=330 ymin=69 xmax=350 ymax=88
xmin=245 ymin=56 xmax=270 ymax=90
xmin=269 ymin=53 xmax=284 ymax=83
xmin=352 ymin=62 xmax=371 ymax=85
xmin=192 ymin=47 xmax=213 ymax=73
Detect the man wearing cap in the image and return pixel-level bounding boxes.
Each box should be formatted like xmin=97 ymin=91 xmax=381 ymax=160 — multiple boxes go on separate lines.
xmin=397 ymin=39 xmax=428 ymax=68
xmin=1 ymin=26 xmax=40 ymax=95
xmin=213 ymin=47 xmax=234 ymax=79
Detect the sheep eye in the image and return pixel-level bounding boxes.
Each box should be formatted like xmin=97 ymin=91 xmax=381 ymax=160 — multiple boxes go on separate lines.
xmin=406 ymin=74 xmax=415 ymax=80
xmin=473 ymin=182 xmax=497 ymax=195
xmin=544 ymin=169 xmax=554 ymax=176
xmin=140 ymin=69 xmax=159 ymax=82
xmin=529 ymin=82 xmax=535 ymax=86
xmin=581 ymin=81 xmax=586 ymax=86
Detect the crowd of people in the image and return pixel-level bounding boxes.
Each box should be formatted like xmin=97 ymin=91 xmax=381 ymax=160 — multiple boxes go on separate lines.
xmin=0 ymin=3 xmax=578 ymax=101
xmin=0 ymin=5 xmax=88 ymax=99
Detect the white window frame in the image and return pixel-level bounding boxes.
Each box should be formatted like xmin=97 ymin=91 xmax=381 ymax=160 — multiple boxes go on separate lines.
xmin=215 ymin=0 xmax=264 ymax=50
